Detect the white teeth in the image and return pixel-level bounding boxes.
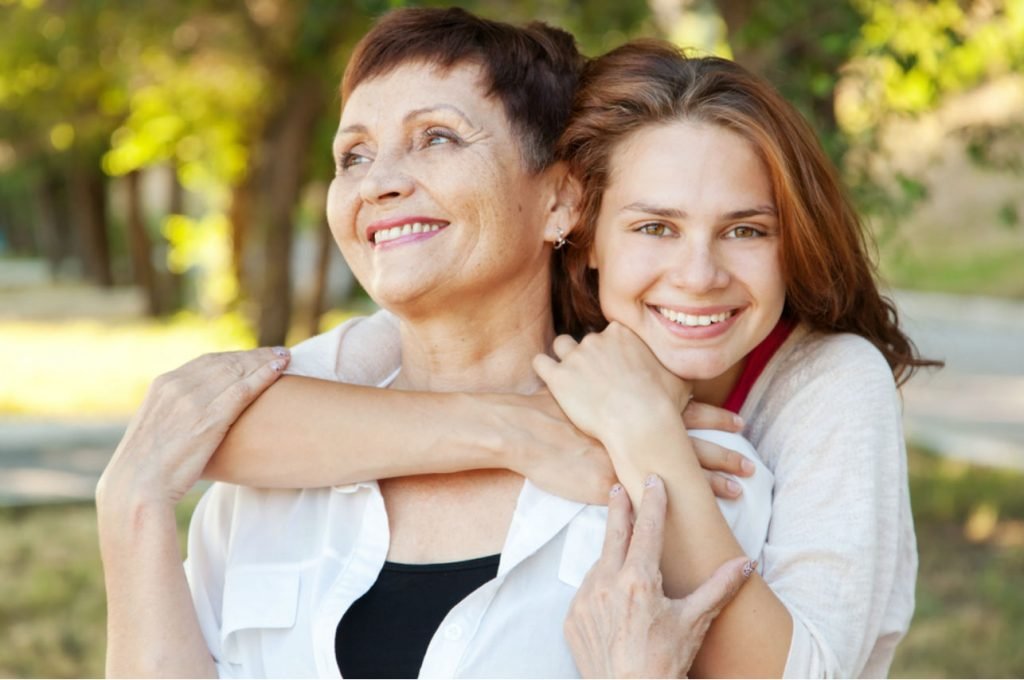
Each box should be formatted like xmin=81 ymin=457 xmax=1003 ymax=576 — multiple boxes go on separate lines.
xmin=656 ymin=307 xmax=734 ymax=327
xmin=373 ymin=222 xmax=444 ymax=244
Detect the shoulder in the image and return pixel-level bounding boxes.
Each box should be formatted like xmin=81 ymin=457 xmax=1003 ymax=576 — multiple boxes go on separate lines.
xmin=286 ymin=309 xmax=400 ymax=385
xmin=748 ymin=327 xmax=897 ymax=418
xmin=743 ymin=327 xmax=903 ymax=467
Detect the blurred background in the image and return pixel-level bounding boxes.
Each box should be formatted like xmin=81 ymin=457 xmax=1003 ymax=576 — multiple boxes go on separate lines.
xmin=0 ymin=0 xmax=1022 ymax=676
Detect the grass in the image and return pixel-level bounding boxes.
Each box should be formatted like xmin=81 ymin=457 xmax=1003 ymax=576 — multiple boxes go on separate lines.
xmin=878 ymin=244 xmax=1024 ymax=299
xmin=0 ymin=306 xmax=365 ymax=418
xmin=0 ymin=449 xmax=1021 ymax=678
xmin=0 ymin=313 xmax=256 ymax=417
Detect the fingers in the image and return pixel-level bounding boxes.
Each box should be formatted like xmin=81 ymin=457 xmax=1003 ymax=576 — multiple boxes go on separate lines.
xmin=692 ymin=438 xmax=755 ymax=478
xmin=682 ymin=400 xmax=744 ymax=433
xmin=622 ymin=474 xmax=667 ymax=572
xmin=597 ymin=484 xmax=633 ymax=572
xmin=532 ymin=353 xmax=557 ymax=386
xmin=209 ymin=347 xmax=291 ymax=422
xmin=705 ymin=470 xmax=743 ymax=499
xmin=678 ymin=555 xmax=755 ymax=623
xmin=552 ymin=334 xmax=578 ymax=360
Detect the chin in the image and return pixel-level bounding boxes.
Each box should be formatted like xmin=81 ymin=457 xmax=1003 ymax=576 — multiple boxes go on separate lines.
xmin=652 ymin=349 xmax=729 ymax=382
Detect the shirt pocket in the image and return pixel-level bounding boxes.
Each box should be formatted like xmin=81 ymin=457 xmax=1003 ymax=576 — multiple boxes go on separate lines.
xmin=220 ymin=565 xmax=302 ymax=668
xmin=557 ymin=506 xmax=608 ymax=588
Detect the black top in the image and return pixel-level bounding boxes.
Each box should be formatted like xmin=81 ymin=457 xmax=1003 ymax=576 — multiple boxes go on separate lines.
xmin=335 ymin=554 xmax=501 ymax=679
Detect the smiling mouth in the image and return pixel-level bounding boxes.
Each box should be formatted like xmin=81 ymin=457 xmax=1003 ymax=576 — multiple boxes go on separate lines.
xmin=372 ymin=222 xmax=446 ymax=245
xmin=654 ymin=306 xmax=736 ymax=328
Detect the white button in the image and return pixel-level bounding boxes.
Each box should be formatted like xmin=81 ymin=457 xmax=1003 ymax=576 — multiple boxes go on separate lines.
xmin=443 ymin=624 xmax=463 ymax=641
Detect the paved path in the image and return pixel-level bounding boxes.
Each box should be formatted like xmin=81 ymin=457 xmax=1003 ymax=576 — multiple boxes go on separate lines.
xmin=2 ymin=289 xmax=1022 ymax=506
xmin=896 ymin=290 xmax=1024 ymax=472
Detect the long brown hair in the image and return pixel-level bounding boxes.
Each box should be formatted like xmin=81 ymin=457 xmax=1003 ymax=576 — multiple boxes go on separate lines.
xmin=554 ymin=40 xmax=939 ymax=385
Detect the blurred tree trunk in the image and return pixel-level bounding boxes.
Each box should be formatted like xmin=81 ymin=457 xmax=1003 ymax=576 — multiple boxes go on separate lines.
xmin=163 ymin=163 xmax=185 ymax=312
xmin=34 ymin=170 xmax=74 ymax=278
xmin=308 ymin=212 xmax=333 ymax=338
xmin=34 ymin=173 xmax=65 ymax=276
xmin=68 ymin=159 xmax=113 ymax=287
xmin=228 ymin=172 xmax=253 ymax=301
xmin=125 ymin=170 xmax=160 ymax=315
xmin=255 ymin=76 xmax=325 ymax=346
xmin=1 ymin=184 xmax=35 ymax=255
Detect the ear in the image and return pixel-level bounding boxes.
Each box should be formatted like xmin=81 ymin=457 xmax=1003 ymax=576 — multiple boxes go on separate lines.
xmin=541 ymin=162 xmax=582 ymax=246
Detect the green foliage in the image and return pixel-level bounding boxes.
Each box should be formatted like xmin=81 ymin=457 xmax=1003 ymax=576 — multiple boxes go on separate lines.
xmin=729 ymin=0 xmax=864 ymax=159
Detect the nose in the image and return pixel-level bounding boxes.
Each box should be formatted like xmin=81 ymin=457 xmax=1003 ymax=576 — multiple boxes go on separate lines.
xmin=358 ymin=150 xmax=415 ymax=204
xmin=666 ymin=239 xmax=730 ymax=293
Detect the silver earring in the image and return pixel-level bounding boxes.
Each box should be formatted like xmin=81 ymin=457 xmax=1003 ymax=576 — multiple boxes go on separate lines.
xmin=553 ymin=227 xmax=567 ymax=250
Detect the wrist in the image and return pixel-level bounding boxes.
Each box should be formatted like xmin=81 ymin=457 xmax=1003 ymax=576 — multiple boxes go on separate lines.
xmin=603 ymin=399 xmax=684 ymax=453
xmin=97 ymin=490 xmax=178 ymax=552
xmin=96 ymin=472 xmax=175 ymax=531
xmin=448 ymin=392 xmax=515 ymax=471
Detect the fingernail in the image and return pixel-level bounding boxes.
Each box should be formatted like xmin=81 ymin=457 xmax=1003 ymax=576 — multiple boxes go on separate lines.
xmin=643 ymin=474 xmax=659 ymax=488
xmin=732 ymin=414 xmax=744 ymax=429
xmin=727 ymin=479 xmax=742 ymax=496
xmin=273 ymin=346 xmax=290 ymax=357
xmin=609 ymin=484 xmax=624 ymax=498
xmin=742 ymin=559 xmax=758 ymax=578
xmin=741 ymin=459 xmax=755 ymax=475
xmin=271 ymin=360 xmax=285 ymax=372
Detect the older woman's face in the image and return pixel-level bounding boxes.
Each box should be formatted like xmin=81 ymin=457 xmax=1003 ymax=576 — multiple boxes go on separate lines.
xmin=328 ymin=61 xmax=555 ymax=315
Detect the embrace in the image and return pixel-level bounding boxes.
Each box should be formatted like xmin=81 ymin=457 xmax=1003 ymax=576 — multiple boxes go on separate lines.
xmin=97 ymin=7 xmax=935 ymax=679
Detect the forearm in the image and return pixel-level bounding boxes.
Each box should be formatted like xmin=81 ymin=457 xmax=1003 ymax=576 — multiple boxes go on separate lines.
xmin=205 ymin=376 xmax=506 ymax=487
xmin=605 ymin=416 xmax=791 ymax=677
xmin=98 ymin=496 xmax=216 ymax=678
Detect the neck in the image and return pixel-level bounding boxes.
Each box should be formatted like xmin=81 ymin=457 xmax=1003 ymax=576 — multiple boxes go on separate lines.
xmin=691 ymin=358 xmax=746 ymax=407
xmin=391 ymin=272 xmax=555 ymax=394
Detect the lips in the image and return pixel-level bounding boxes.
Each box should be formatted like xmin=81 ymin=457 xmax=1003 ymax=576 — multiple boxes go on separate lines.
xmin=366 ymin=216 xmax=449 ymax=248
xmin=655 ymin=306 xmax=735 ymax=328
xmin=648 ymin=303 xmax=743 ymax=339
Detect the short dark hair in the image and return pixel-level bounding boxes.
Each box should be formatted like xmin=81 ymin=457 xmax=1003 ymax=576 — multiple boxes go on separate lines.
xmin=341 ymin=7 xmax=584 ymax=172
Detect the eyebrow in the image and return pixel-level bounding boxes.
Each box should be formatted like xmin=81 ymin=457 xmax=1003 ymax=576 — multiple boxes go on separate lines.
xmin=621 ymin=201 xmax=777 ymax=219
xmin=336 ymin=104 xmax=475 ymax=138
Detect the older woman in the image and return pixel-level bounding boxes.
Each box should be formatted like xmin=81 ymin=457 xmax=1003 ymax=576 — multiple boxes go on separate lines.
xmin=97 ymin=9 xmax=761 ymax=679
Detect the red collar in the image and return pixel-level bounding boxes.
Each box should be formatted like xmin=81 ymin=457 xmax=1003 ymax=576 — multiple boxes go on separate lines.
xmin=721 ymin=317 xmax=796 ymax=414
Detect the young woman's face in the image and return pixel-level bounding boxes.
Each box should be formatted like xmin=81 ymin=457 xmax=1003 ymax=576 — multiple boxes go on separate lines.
xmin=590 ymin=120 xmax=786 ymax=389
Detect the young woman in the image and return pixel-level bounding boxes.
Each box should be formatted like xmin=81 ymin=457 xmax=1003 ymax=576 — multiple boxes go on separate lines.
xmin=540 ymin=40 xmax=939 ymax=677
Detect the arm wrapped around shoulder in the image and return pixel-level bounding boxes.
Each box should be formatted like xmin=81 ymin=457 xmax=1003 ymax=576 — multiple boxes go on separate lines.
xmin=752 ymin=333 xmax=917 ymax=678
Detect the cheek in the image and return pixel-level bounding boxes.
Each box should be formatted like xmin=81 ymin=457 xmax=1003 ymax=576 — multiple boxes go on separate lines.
xmin=595 ymin=249 xmax=649 ymax=317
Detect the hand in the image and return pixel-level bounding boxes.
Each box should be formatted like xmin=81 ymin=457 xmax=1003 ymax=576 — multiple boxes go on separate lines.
xmin=535 ymin=323 xmax=755 ymax=499
xmin=565 ymin=475 xmax=754 ymax=678
xmin=533 ymin=322 xmax=690 ymax=444
xmin=499 ymin=390 xmax=617 ymax=505
xmin=96 ymin=348 xmax=290 ymax=512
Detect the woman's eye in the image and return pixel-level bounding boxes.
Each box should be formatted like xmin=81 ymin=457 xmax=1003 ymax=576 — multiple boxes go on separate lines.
xmin=726 ymin=225 xmax=765 ymax=239
xmin=637 ymin=222 xmax=673 ymax=237
xmin=423 ymin=127 xmax=460 ymax=147
xmin=338 ymin=152 xmax=369 ymax=170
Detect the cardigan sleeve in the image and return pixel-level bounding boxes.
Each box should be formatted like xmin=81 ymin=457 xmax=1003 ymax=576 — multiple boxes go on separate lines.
xmin=752 ymin=334 xmax=917 ymax=678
